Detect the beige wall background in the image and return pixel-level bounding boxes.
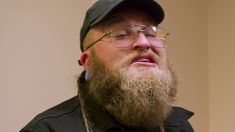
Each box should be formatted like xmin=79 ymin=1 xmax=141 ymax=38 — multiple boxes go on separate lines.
xmin=158 ymin=0 xmax=208 ymax=131
xmin=208 ymin=0 xmax=235 ymax=132
xmin=1 ymin=0 xmax=234 ymax=132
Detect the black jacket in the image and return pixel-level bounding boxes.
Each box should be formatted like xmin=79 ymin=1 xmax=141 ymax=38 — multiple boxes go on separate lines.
xmin=20 ymin=96 xmax=194 ymax=132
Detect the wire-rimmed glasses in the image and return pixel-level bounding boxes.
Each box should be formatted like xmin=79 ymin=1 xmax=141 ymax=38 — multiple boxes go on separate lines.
xmin=84 ymin=24 xmax=169 ymax=51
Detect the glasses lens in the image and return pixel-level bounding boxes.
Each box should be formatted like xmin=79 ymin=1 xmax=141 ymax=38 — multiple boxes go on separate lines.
xmin=109 ymin=26 xmax=135 ymax=48
xmin=109 ymin=25 xmax=169 ymax=48
xmin=146 ymin=26 xmax=169 ymax=48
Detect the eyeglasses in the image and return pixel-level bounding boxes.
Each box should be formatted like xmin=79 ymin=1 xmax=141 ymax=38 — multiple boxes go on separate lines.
xmin=84 ymin=24 xmax=169 ymax=51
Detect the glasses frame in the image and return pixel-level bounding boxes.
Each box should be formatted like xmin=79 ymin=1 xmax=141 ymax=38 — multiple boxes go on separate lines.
xmin=84 ymin=25 xmax=169 ymax=51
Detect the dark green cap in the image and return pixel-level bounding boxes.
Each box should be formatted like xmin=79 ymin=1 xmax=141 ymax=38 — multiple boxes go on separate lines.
xmin=80 ymin=0 xmax=165 ymax=52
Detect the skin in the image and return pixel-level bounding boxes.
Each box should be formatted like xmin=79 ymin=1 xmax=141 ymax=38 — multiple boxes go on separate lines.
xmin=80 ymin=8 xmax=168 ymax=82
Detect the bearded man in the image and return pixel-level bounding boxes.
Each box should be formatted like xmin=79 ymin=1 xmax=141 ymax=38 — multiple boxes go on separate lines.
xmin=21 ymin=0 xmax=194 ymax=132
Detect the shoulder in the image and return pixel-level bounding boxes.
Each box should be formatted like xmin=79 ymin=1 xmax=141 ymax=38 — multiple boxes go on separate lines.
xmin=20 ymin=96 xmax=85 ymax=132
xmin=164 ymin=106 xmax=194 ymax=132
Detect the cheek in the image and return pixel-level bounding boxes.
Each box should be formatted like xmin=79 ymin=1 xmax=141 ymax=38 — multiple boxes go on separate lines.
xmin=154 ymin=47 xmax=167 ymax=59
xmin=94 ymin=44 xmax=124 ymax=67
xmin=152 ymin=47 xmax=166 ymax=57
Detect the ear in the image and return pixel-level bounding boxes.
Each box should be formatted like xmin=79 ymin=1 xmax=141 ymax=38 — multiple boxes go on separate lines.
xmin=79 ymin=51 xmax=91 ymax=70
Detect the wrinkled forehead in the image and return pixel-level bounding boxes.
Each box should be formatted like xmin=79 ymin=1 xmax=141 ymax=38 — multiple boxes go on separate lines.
xmin=96 ymin=7 xmax=157 ymax=29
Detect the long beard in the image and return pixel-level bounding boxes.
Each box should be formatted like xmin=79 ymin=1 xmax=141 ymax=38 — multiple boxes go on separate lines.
xmin=87 ymin=52 xmax=178 ymax=128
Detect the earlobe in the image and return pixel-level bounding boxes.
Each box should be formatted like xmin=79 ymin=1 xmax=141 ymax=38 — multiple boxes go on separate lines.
xmin=79 ymin=51 xmax=91 ymax=70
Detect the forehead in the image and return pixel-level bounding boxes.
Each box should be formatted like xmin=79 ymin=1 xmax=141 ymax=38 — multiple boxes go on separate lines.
xmin=98 ymin=8 xmax=156 ymax=28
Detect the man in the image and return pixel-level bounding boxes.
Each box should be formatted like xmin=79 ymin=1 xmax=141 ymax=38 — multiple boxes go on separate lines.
xmin=21 ymin=0 xmax=194 ymax=132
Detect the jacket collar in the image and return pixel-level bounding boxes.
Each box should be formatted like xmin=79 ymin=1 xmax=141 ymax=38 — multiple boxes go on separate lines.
xmin=164 ymin=106 xmax=194 ymax=127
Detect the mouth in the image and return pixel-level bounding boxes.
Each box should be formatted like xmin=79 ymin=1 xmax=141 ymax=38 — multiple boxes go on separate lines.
xmin=131 ymin=55 xmax=157 ymax=66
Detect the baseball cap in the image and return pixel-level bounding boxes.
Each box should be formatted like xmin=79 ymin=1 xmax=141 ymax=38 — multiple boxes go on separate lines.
xmin=80 ymin=0 xmax=165 ymax=52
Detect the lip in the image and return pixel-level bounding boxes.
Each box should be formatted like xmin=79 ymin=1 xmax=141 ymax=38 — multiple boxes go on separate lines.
xmin=131 ymin=54 xmax=157 ymax=67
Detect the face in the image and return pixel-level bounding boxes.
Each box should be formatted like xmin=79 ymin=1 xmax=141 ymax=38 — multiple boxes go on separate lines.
xmin=80 ymin=8 xmax=178 ymax=127
xmin=81 ymin=8 xmax=168 ymax=77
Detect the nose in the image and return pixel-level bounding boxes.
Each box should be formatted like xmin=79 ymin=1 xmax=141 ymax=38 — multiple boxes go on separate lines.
xmin=132 ymin=32 xmax=151 ymax=50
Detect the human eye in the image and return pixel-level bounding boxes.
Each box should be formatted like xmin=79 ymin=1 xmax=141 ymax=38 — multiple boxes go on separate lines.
xmin=145 ymin=30 xmax=157 ymax=38
xmin=145 ymin=32 xmax=156 ymax=38
xmin=110 ymin=28 xmax=131 ymax=40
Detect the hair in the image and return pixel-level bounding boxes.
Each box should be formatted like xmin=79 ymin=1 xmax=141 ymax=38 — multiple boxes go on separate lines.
xmin=77 ymin=70 xmax=168 ymax=132
xmin=77 ymin=71 xmax=91 ymax=132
